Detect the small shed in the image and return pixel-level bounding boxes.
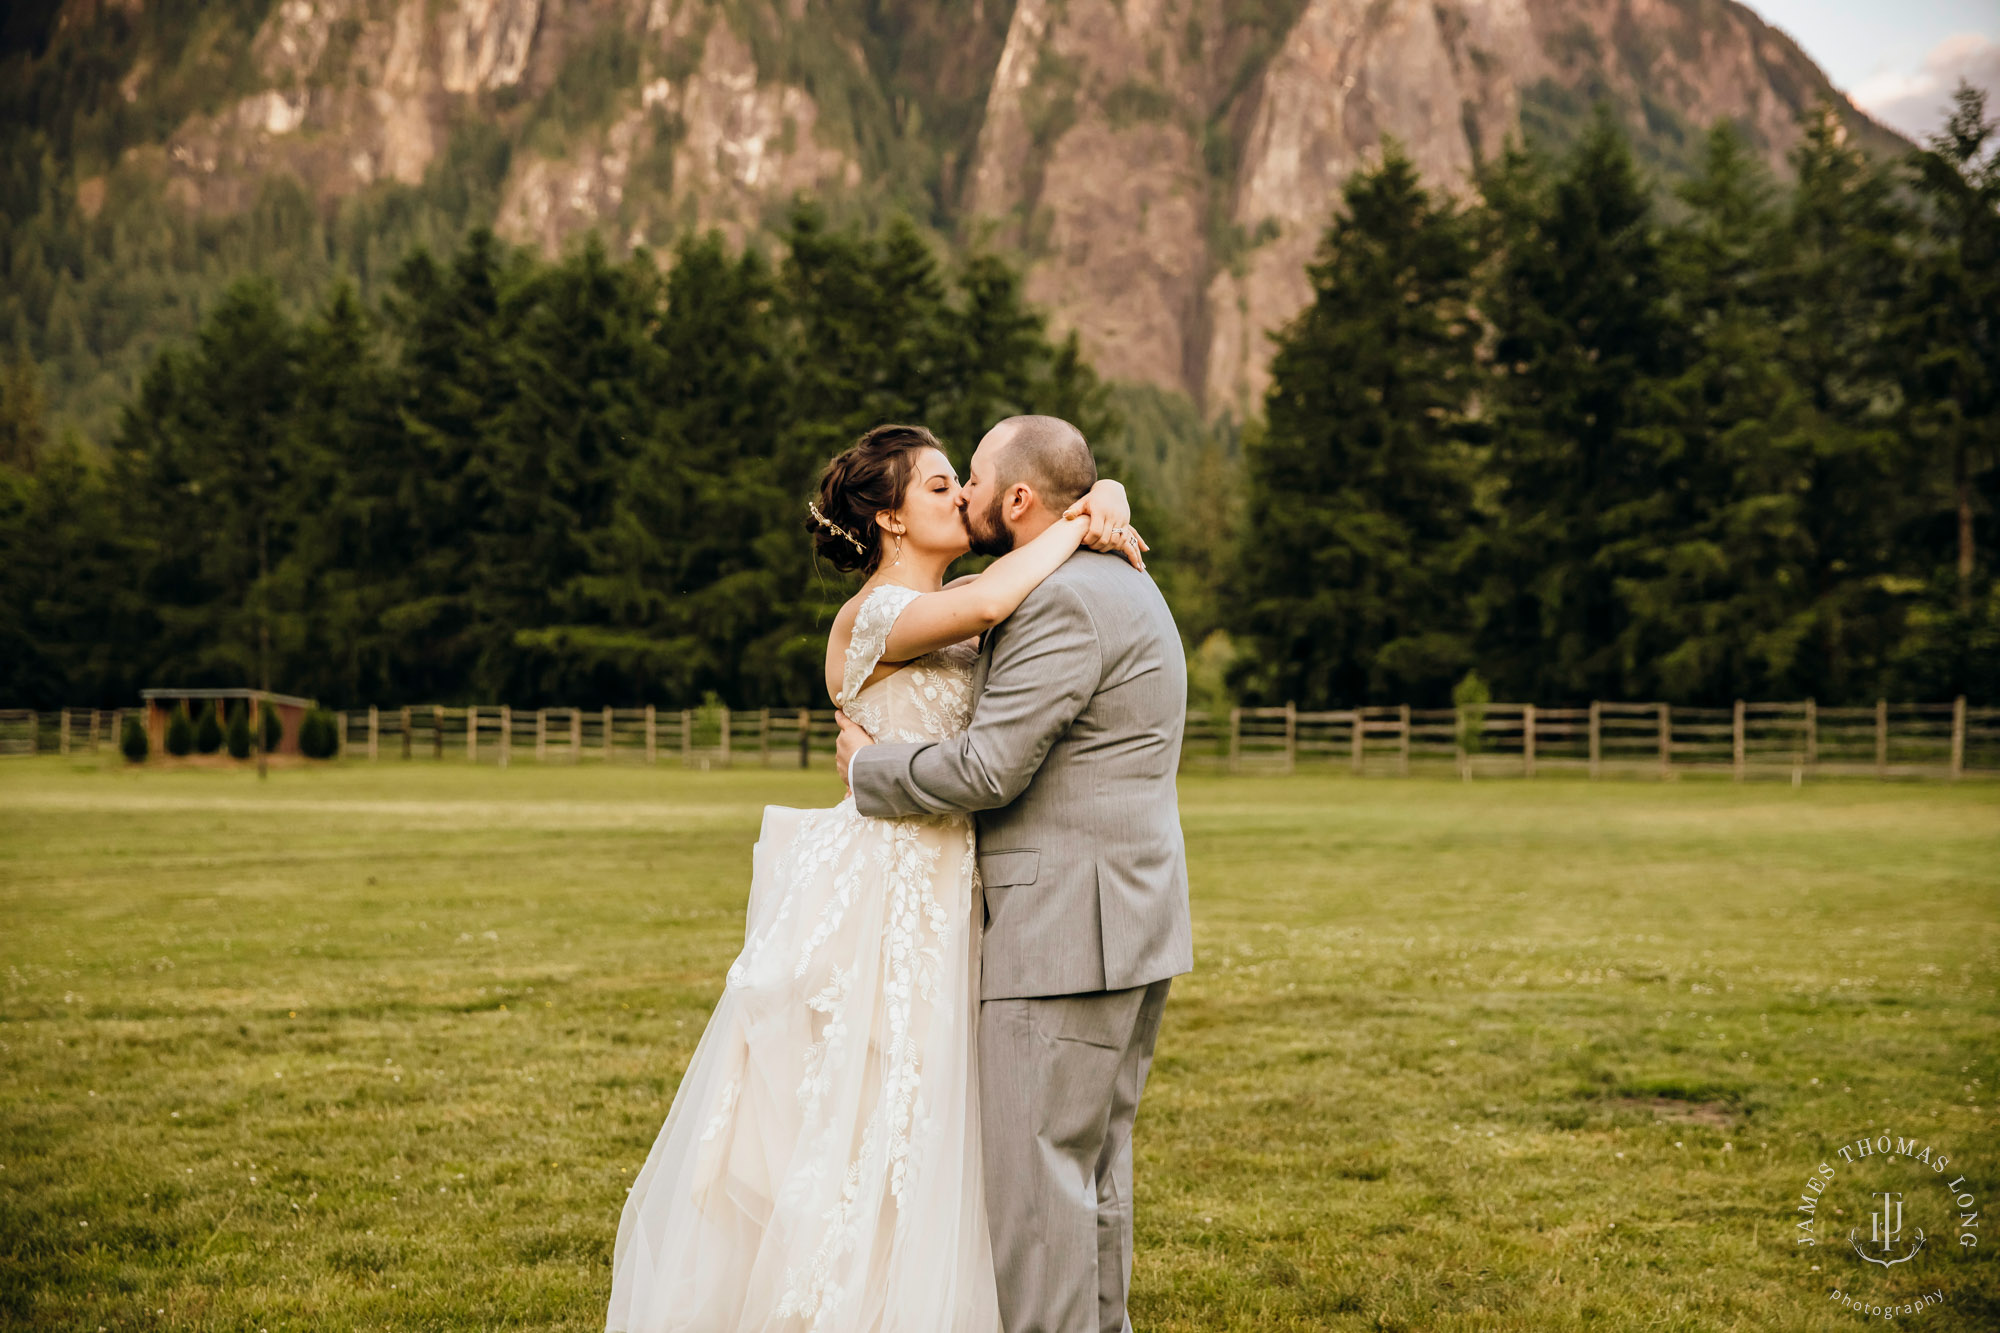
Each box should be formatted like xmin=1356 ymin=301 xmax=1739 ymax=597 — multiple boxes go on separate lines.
xmin=142 ymin=688 xmax=315 ymax=757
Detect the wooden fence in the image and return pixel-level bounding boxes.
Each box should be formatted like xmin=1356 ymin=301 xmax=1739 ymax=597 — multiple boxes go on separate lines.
xmin=1184 ymin=698 xmax=1995 ymax=781
xmin=2 ymin=698 xmax=1993 ymax=781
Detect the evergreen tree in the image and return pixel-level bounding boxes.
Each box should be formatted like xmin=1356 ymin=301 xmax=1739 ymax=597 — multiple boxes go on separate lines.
xmin=120 ymin=712 xmax=147 ymax=762
xmin=1611 ymin=124 xmax=1814 ymax=701
xmin=376 ymin=230 xmax=523 ymax=703
xmin=193 ymin=699 xmax=221 ymax=753
xmin=1475 ymin=113 xmax=1678 ymax=701
xmin=482 ymin=236 xmax=672 ymax=704
xmin=225 ymin=700 xmax=251 ymax=758
xmin=1895 ymin=84 xmax=2000 ymax=696
xmin=280 ymin=283 xmax=405 ymax=704
xmin=1234 ymin=144 xmax=1481 ymax=706
xmin=1763 ymin=106 xmax=1912 ymax=702
xmin=0 ymin=433 xmax=137 ymax=706
xmin=297 ymin=708 xmax=336 ymax=759
xmin=0 ymin=351 xmax=47 ymax=471
xmin=165 ymin=703 xmax=193 ymax=756
xmin=112 ymin=278 xmax=302 ymax=692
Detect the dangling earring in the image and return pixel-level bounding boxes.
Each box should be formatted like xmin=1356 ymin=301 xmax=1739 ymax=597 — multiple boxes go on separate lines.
xmin=890 ymin=532 xmax=905 ymax=568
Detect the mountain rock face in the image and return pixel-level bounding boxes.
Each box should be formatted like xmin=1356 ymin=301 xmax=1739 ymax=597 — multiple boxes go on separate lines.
xmin=58 ymin=0 xmax=1901 ymax=414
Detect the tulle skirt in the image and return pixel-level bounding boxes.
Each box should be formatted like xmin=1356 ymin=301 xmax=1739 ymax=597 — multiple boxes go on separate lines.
xmin=607 ymin=800 xmax=1001 ymax=1333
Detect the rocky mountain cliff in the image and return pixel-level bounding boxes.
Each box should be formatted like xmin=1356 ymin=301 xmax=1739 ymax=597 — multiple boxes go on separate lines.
xmin=17 ymin=0 xmax=1905 ymax=419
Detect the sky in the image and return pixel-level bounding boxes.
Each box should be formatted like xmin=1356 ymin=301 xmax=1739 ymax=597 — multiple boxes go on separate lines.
xmin=1742 ymin=0 xmax=1999 ymax=141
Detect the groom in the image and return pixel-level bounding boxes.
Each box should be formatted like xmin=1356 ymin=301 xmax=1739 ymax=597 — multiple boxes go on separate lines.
xmin=836 ymin=414 xmax=1192 ymax=1333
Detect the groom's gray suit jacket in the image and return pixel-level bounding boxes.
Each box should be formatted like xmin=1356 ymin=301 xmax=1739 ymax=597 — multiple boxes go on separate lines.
xmin=849 ymin=548 xmax=1193 ymax=1000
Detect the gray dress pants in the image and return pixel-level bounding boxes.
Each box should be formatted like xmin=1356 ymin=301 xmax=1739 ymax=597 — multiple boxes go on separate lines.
xmin=978 ymin=978 xmax=1172 ymax=1333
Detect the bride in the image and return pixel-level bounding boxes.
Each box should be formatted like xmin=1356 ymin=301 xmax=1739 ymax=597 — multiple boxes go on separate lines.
xmin=606 ymin=423 xmax=1144 ymax=1333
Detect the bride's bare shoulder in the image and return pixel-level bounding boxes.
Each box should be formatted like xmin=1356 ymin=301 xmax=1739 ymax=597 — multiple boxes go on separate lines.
xmin=826 ymin=586 xmax=878 ymax=665
xmin=830 ymin=587 xmax=874 ymax=642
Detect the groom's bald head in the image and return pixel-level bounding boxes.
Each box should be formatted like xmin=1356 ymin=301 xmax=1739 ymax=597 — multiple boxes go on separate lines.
xmin=985 ymin=415 xmax=1096 ymax=511
xmin=962 ymin=414 xmax=1098 ymax=556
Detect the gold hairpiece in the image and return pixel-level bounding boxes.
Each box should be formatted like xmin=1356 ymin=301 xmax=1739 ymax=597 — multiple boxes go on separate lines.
xmin=807 ymin=500 xmax=868 ymax=556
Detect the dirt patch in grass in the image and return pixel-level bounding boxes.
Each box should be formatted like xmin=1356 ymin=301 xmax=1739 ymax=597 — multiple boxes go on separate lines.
xmin=1606 ymin=1095 xmax=1736 ymax=1128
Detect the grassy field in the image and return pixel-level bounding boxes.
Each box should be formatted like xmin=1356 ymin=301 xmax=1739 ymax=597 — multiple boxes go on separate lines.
xmin=2 ymin=757 xmax=1996 ymax=1331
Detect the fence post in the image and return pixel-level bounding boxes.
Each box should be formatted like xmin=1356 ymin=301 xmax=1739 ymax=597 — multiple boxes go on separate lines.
xmin=759 ymin=708 xmax=772 ymax=768
xmin=1522 ymin=704 xmax=1536 ymax=778
xmin=1951 ymin=696 xmax=1966 ymax=781
xmin=719 ymin=706 xmax=732 ymax=768
xmin=367 ymin=705 xmax=379 ymax=761
xmin=401 ymin=705 xmax=412 ymax=760
xmin=646 ymin=705 xmax=657 ymax=765
xmin=1227 ymin=707 xmax=1241 ymax=774
xmin=1397 ymin=704 xmax=1411 ymax=777
xmin=499 ymin=705 xmax=512 ymax=767
xmin=681 ymin=709 xmax=692 ymax=766
xmin=59 ymin=709 xmax=70 ymax=757
xmin=1657 ymin=703 xmax=1671 ymax=780
xmin=1283 ymin=701 xmax=1297 ymax=774
xmin=1350 ymin=710 xmax=1364 ymax=775
xmin=465 ymin=706 xmax=476 ymax=763
xmin=798 ymin=709 xmax=811 ymax=769
xmin=1804 ymin=698 xmax=1817 ymax=774
xmin=1587 ymin=701 xmax=1602 ymax=780
xmin=434 ymin=705 xmax=444 ymax=760
xmin=569 ymin=708 xmax=581 ymax=762
xmin=603 ymin=705 xmax=614 ymax=761
xmin=1732 ymin=700 xmax=1746 ymax=781
xmin=1876 ymin=699 xmax=1888 ymax=778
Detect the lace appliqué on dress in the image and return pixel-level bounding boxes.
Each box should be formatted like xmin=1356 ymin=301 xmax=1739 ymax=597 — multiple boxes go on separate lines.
xmin=606 ymin=580 xmax=996 ymax=1333
xmin=838 ymin=583 xmax=979 ymax=746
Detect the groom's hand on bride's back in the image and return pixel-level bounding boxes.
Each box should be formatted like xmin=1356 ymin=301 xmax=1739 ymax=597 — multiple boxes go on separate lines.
xmin=835 ymin=711 xmax=873 ymax=789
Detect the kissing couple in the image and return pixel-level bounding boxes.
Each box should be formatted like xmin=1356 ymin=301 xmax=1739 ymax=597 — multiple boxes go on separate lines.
xmin=606 ymin=416 xmax=1193 ymax=1332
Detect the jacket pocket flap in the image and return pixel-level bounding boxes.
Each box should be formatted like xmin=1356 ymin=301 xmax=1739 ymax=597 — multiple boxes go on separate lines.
xmin=977 ymin=848 xmax=1040 ymax=888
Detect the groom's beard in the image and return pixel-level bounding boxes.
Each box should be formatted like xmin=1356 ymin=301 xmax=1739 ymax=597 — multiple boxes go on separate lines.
xmin=964 ymin=494 xmax=1014 ymax=557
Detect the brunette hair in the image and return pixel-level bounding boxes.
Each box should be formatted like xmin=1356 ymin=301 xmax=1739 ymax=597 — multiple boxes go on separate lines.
xmin=808 ymin=424 xmax=944 ymax=573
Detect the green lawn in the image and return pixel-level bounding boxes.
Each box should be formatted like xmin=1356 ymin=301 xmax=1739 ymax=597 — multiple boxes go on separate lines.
xmin=2 ymin=758 xmax=1996 ymax=1331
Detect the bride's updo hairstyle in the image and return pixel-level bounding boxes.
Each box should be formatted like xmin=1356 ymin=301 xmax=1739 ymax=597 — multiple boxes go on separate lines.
xmin=808 ymin=424 xmax=944 ymax=574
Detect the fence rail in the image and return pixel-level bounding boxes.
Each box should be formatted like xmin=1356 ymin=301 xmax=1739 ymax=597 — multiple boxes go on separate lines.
xmin=2 ymin=698 xmax=1992 ymax=781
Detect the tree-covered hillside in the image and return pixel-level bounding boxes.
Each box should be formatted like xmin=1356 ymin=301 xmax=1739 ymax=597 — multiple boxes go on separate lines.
xmin=1232 ymin=95 xmax=1998 ymax=707
xmin=0 ymin=205 xmax=1104 ymax=708
xmin=0 ymin=0 xmax=1910 ymax=445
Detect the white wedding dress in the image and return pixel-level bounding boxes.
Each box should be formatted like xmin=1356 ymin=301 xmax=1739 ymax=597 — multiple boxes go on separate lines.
xmin=607 ymin=584 xmax=1002 ymax=1333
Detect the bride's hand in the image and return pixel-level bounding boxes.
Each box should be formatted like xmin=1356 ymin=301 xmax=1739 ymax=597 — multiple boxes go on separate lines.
xmin=1063 ymin=480 xmax=1150 ymax=570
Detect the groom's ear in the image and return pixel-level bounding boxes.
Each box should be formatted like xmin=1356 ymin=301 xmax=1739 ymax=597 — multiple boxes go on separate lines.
xmin=1004 ymin=481 xmax=1039 ymax=521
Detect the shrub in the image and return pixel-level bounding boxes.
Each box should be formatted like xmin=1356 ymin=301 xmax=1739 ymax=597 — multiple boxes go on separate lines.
xmin=261 ymin=704 xmax=282 ymax=752
xmin=298 ymin=708 xmax=339 ymax=759
xmin=1453 ymin=670 xmax=1491 ymax=780
xmin=165 ymin=704 xmax=194 ymax=756
xmin=194 ymin=701 xmax=223 ymax=754
xmin=120 ymin=715 xmax=148 ymax=762
xmin=226 ymin=704 xmax=252 ymax=759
